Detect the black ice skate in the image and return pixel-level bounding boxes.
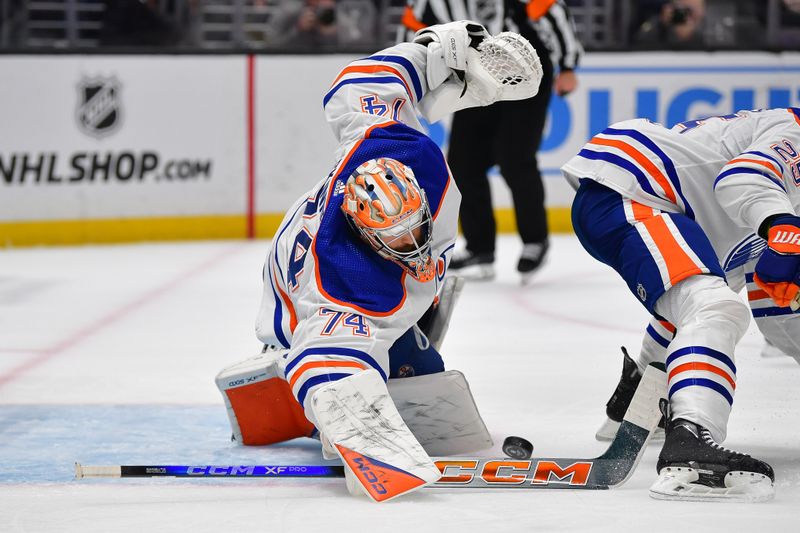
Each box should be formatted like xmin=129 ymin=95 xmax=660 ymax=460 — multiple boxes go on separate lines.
xmin=650 ymin=400 xmax=775 ymax=502
xmin=449 ymin=250 xmax=494 ymax=281
xmin=517 ymin=240 xmax=549 ymax=283
xmin=595 ymin=347 xmax=665 ymax=441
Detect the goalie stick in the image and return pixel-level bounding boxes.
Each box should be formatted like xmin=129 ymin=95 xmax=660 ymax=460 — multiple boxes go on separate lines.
xmin=76 ymin=366 xmax=666 ymax=490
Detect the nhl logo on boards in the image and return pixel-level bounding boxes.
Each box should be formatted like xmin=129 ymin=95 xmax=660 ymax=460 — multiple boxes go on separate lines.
xmin=77 ymin=76 xmax=121 ymax=138
xmin=636 ymin=283 xmax=647 ymax=302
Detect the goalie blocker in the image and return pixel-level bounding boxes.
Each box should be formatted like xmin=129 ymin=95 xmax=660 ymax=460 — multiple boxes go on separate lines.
xmin=215 ymin=351 xmax=492 ymax=457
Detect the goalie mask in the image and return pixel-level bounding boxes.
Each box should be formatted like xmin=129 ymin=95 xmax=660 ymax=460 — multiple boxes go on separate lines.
xmin=341 ymin=158 xmax=435 ymax=282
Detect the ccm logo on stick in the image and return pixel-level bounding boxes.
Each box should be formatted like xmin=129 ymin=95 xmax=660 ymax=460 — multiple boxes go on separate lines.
xmin=435 ymin=460 xmax=593 ymax=486
xmin=187 ymin=466 xmax=262 ymax=476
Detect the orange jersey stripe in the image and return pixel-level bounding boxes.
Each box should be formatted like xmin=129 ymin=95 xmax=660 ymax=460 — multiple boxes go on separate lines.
xmin=332 ymin=65 xmax=414 ymax=102
xmin=589 ymin=136 xmax=678 ymax=204
xmin=658 ymin=319 xmax=676 ymax=334
xmin=630 ymin=199 xmax=655 ymax=222
xmin=789 ymin=108 xmax=800 ymax=128
xmin=748 ymin=289 xmax=770 ymax=301
xmin=288 ymin=360 xmax=366 ymax=389
xmin=526 ymin=0 xmax=557 ymax=20
xmin=669 ymin=361 xmax=735 ymax=389
xmin=727 ymin=158 xmax=781 ymax=180
xmin=641 ymin=215 xmax=704 ymax=282
xmin=272 ymin=267 xmax=298 ymax=333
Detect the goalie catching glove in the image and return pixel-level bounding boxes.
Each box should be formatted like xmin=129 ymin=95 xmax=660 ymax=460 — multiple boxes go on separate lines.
xmin=753 ymin=214 xmax=800 ymax=310
xmin=414 ymin=21 xmax=544 ymax=122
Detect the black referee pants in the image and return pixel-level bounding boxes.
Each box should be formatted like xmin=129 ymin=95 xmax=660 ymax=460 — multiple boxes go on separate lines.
xmin=447 ymin=65 xmax=554 ymax=256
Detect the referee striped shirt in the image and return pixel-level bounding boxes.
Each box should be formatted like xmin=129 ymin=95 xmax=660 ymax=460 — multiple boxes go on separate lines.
xmin=399 ymin=0 xmax=583 ymax=72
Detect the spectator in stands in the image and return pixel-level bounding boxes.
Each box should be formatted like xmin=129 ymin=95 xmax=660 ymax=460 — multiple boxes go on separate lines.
xmin=99 ymin=0 xmax=182 ymax=47
xmin=263 ymin=0 xmax=338 ymax=49
xmin=755 ymin=0 xmax=800 ymax=47
xmin=778 ymin=0 xmax=800 ymax=45
xmin=633 ymin=0 xmax=706 ymax=49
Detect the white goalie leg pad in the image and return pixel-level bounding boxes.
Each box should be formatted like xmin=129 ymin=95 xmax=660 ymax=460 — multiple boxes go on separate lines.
xmin=215 ymin=350 xmax=315 ymax=445
xmin=215 ymin=350 xmax=285 ymax=443
xmin=650 ymin=467 xmax=774 ymax=503
xmin=388 ymin=369 xmax=492 ymax=456
xmin=310 ymin=369 xmax=441 ymax=502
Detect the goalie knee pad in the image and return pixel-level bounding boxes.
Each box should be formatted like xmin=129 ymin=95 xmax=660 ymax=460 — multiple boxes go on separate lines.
xmin=215 ymin=351 xmax=315 ymax=445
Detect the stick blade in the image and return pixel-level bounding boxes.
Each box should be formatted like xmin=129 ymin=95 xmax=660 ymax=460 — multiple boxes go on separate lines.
xmin=594 ymin=364 xmax=667 ymax=486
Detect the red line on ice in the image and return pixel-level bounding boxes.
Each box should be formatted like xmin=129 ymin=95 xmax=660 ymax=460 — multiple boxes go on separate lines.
xmin=0 ymin=245 xmax=246 ymax=389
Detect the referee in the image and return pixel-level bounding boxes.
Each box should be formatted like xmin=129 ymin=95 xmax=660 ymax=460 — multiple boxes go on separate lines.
xmin=400 ymin=0 xmax=583 ymax=281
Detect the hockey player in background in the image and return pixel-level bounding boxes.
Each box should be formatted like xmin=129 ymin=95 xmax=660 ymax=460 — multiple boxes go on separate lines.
xmin=562 ymin=108 xmax=800 ymax=502
xmin=214 ymin=22 xmax=543 ymax=502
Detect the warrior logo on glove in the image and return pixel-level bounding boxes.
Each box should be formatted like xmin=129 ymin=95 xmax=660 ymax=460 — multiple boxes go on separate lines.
xmin=341 ymin=158 xmax=435 ymax=282
xmin=754 ymin=215 xmax=800 ymax=309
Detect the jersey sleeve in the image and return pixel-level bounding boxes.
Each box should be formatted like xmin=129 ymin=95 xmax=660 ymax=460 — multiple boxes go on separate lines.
xmin=713 ymin=138 xmax=798 ymax=234
xmin=323 ymin=42 xmax=430 ymax=150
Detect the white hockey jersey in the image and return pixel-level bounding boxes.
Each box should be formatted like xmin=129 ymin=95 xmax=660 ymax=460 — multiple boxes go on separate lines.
xmin=255 ymin=43 xmax=461 ymax=418
xmin=562 ymin=109 xmax=800 ymax=275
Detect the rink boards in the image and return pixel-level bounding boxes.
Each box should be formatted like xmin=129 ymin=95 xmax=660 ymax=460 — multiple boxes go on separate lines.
xmin=1 ymin=52 xmax=800 ymax=245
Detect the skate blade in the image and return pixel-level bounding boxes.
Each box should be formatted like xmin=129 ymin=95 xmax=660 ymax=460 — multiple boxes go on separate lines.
xmin=649 ymin=467 xmax=775 ymax=503
xmin=519 ymin=258 xmax=547 ymax=285
xmin=455 ymin=264 xmax=495 ymax=281
xmin=595 ymin=418 xmax=664 ymax=442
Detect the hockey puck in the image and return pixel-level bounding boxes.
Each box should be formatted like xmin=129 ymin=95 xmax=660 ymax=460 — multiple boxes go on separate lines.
xmin=502 ymin=435 xmax=534 ymax=460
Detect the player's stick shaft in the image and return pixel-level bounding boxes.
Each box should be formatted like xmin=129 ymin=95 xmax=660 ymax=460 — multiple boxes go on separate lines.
xmin=75 ymin=463 xmax=344 ymax=478
xmin=77 ymin=366 xmax=665 ymax=490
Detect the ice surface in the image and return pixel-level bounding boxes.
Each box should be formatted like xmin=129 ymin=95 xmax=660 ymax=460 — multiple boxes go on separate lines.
xmin=1 ymin=236 xmax=798 ymax=532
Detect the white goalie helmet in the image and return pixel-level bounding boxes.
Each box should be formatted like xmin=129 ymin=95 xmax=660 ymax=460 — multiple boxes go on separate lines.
xmin=341 ymin=158 xmax=435 ymax=282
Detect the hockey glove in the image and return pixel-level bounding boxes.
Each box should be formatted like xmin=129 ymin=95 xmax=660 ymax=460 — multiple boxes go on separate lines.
xmin=753 ymin=215 xmax=800 ymax=309
xmin=413 ymin=21 xmax=489 ymax=90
